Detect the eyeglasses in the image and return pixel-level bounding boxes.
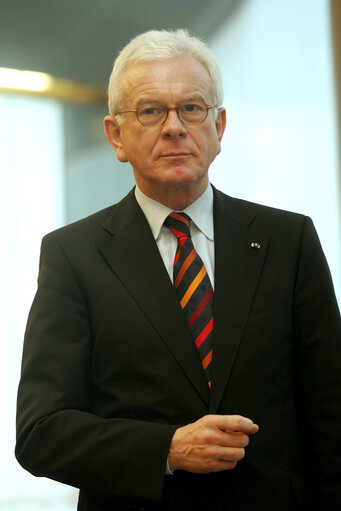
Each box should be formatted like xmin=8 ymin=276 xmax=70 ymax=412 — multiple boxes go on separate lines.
xmin=115 ymin=103 xmax=216 ymax=127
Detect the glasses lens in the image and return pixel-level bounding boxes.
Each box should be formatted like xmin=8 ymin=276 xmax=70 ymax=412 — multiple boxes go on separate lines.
xmin=178 ymin=103 xmax=207 ymax=124
xmin=137 ymin=106 xmax=166 ymax=126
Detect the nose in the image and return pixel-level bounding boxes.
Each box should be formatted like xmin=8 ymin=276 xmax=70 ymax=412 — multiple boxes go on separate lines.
xmin=161 ymin=109 xmax=187 ymax=139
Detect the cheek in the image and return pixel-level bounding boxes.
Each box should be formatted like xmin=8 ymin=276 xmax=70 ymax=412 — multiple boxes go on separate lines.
xmin=214 ymin=139 xmax=221 ymax=156
xmin=124 ymin=135 xmax=160 ymax=172
xmin=210 ymin=128 xmax=221 ymax=155
xmin=126 ymin=129 xmax=159 ymax=156
xmin=198 ymin=131 xmax=220 ymax=161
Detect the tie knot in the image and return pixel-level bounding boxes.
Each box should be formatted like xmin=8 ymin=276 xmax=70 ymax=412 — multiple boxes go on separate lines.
xmin=164 ymin=212 xmax=191 ymax=239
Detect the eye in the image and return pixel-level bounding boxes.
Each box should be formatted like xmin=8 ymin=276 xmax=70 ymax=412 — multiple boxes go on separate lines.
xmin=139 ymin=106 xmax=163 ymax=116
xmin=181 ymin=103 xmax=205 ymax=112
xmin=136 ymin=104 xmax=166 ymax=126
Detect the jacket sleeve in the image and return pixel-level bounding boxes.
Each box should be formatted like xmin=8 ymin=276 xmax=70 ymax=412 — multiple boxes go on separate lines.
xmin=293 ymin=216 xmax=341 ymax=509
xmin=15 ymin=233 xmax=177 ymax=507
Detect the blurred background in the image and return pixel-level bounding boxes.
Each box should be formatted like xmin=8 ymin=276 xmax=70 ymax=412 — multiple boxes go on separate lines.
xmin=0 ymin=0 xmax=340 ymax=508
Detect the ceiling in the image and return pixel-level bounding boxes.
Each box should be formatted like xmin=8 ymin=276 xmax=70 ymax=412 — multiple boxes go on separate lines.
xmin=0 ymin=0 xmax=242 ymax=88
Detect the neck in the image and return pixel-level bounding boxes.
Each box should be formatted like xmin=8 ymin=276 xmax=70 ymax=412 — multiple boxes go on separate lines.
xmin=135 ymin=179 xmax=209 ymax=210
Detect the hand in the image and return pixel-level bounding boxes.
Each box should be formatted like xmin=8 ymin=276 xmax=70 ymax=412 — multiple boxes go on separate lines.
xmin=168 ymin=414 xmax=259 ymax=473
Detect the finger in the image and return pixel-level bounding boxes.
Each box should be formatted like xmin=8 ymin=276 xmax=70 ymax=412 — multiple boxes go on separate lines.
xmin=195 ymin=446 xmax=245 ymax=473
xmin=214 ymin=415 xmax=259 ymax=434
xmin=219 ymin=446 xmax=246 ymax=462
xmin=204 ymin=428 xmax=249 ymax=448
xmin=206 ymin=445 xmax=246 ymax=463
xmin=219 ymin=430 xmax=250 ymax=448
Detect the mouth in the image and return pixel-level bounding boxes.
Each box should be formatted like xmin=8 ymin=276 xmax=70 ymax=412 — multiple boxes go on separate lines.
xmin=160 ymin=152 xmax=191 ymax=158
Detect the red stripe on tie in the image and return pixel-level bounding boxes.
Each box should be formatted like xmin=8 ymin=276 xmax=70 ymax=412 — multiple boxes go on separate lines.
xmin=195 ymin=317 xmax=214 ymax=348
xmin=168 ymin=227 xmax=187 ymax=239
xmin=173 ymin=236 xmax=187 ymax=266
xmin=188 ymin=287 xmax=213 ymax=327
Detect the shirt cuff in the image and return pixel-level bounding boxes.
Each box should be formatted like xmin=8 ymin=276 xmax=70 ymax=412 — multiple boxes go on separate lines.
xmin=166 ymin=457 xmax=174 ymax=475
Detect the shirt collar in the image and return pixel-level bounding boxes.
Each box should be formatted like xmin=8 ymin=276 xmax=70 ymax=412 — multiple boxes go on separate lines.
xmin=135 ymin=184 xmax=214 ymax=242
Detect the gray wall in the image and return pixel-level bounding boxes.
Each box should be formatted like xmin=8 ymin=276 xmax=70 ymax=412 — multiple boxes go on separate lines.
xmin=64 ymin=103 xmax=135 ymax=224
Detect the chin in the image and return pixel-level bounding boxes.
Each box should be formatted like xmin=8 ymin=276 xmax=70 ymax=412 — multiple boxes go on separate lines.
xmin=163 ymin=166 xmax=204 ymax=185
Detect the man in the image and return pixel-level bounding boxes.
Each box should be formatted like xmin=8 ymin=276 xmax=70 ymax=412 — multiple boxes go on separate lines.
xmin=16 ymin=29 xmax=341 ymax=511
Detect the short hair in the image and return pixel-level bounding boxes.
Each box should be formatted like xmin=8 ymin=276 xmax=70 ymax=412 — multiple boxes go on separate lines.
xmin=107 ymin=29 xmax=224 ymax=117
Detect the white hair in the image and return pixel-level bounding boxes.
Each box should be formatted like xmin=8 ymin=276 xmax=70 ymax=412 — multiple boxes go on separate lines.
xmin=107 ymin=29 xmax=224 ymax=116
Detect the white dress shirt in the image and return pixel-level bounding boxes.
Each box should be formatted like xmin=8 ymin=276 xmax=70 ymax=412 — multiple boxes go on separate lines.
xmin=135 ymin=184 xmax=215 ymax=289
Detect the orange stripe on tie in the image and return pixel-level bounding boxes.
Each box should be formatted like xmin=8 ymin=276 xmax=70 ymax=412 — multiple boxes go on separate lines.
xmin=174 ymin=248 xmax=196 ymax=289
xmin=171 ymin=212 xmax=190 ymax=227
xmin=202 ymin=349 xmax=212 ymax=370
xmin=180 ymin=265 xmax=206 ymax=308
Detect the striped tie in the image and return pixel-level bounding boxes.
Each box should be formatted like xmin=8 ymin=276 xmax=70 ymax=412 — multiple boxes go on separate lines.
xmin=165 ymin=212 xmax=213 ymax=386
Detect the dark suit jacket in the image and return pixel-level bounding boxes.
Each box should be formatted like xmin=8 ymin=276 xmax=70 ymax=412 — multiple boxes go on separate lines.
xmin=16 ymin=187 xmax=341 ymax=511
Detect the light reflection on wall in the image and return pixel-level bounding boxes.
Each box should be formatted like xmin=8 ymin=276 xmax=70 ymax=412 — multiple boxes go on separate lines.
xmin=0 ymin=94 xmax=78 ymax=508
xmin=209 ymin=0 xmax=341 ymax=304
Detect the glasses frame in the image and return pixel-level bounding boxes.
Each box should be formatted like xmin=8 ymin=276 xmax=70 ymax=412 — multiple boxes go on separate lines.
xmin=115 ymin=103 xmax=217 ymax=127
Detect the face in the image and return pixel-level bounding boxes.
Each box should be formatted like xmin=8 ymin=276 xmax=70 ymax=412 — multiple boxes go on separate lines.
xmin=104 ymin=56 xmax=226 ymax=207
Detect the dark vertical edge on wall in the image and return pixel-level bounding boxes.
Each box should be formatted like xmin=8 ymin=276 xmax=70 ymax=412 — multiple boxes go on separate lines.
xmin=330 ymin=0 xmax=341 ymax=284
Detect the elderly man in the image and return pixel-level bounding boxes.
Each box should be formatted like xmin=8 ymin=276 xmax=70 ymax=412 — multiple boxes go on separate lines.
xmin=16 ymin=29 xmax=341 ymax=511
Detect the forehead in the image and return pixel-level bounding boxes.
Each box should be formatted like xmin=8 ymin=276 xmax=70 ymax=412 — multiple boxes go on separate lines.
xmin=120 ymin=56 xmax=213 ymax=106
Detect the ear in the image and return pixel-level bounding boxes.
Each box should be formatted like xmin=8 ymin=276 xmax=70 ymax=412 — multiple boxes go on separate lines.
xmin=103 ymin=115 xmax=129 ymax=162
xmin=215 ymin=107 xmax=226 ymax=155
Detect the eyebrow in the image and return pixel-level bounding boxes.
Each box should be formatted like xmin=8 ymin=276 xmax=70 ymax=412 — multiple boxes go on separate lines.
xmin=182 ymin=93 xmax=207 ymax=103
xmin=135 ymin=93 xmax=208 ymax=107
xmin=135 ymin=97 xmax=161 ymax=107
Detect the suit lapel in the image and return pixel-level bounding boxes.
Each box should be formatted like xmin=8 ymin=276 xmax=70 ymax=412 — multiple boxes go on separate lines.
xmin=209 ymin=189 xmax=269 ymax=413
xmin=98 ymin=191 xmax=210 ymax=405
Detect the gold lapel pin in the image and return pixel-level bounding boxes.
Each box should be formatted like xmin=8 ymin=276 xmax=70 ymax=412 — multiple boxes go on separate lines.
xmin=251 ymin=242 xmax=261 ymax=249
